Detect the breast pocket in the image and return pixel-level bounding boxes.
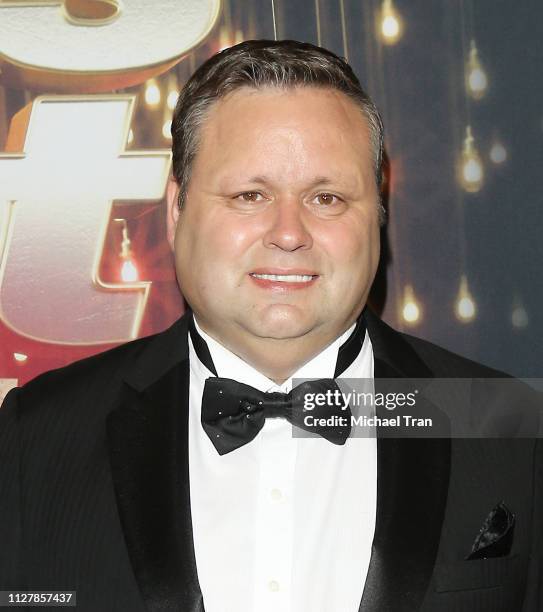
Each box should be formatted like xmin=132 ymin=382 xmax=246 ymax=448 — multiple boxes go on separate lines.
xmin=434 ymin=555 xmax=520 ymax=593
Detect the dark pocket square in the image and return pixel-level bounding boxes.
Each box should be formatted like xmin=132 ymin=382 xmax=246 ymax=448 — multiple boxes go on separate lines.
xmin=466 ymin=502 xmax=515 ymax=560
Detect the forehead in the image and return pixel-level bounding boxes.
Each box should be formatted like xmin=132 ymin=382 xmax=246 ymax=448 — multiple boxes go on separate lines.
xmin=195 ymin=85 xmax=373 ymax=171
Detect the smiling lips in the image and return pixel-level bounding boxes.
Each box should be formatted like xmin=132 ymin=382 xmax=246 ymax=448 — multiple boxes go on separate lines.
xmin=249 ymin=270 xmax=319 ymax=289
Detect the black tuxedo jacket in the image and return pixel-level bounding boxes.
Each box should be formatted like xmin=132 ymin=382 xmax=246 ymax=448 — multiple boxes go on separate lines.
xmin=0 ymin=309 xmax=541 ymax=611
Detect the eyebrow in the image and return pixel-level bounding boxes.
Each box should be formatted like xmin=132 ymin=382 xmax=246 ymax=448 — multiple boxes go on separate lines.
xmin=246 ymin=175 xmax=340 ymax=188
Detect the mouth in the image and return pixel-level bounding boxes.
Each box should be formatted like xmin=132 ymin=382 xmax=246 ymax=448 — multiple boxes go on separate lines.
xmin=248 ymin=270 xmax=319 ymax=290
xmin=251 ymin=273 xmax=315 ymax=282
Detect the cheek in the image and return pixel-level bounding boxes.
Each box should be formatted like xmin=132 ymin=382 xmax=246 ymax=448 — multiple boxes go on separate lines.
xmin=175 ymin=211 xmax=260 ymax=278
xmin=318 ymin=220 xmax=377 ymax=268
xmin=205 ymin=212 xmax=267 ymax=259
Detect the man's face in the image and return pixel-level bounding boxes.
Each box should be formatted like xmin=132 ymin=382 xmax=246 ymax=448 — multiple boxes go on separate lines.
xmin=167 ymin=86 xmax=380 ymax=348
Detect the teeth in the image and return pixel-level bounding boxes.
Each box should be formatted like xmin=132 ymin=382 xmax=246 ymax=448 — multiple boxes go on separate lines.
xmin=252 ymin=273 xmax=314 ymax=282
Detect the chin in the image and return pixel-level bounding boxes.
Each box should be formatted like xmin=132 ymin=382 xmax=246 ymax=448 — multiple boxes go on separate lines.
xmin=247 ymin=305 xmax=317 ymax=340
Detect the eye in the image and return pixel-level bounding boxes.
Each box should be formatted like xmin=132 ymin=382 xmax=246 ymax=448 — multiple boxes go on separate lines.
xmin=235 ymin=191 xmax=265 ymax=203
xmin=314 ymin=192 xmax=340 ymax=206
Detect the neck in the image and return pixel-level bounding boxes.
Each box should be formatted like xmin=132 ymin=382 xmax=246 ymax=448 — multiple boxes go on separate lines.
xmin=194 ymin=315 xmax=358 ymax=384
xmin=228 ymin=336 xmax=330 ymax=384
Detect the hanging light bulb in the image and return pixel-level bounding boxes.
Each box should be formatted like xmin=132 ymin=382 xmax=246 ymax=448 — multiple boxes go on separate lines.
xmin=466 ymin=40 xmax=488 ymax=100
xmin=511 ymin=296 xmax=528 ymax=329
xmin=162 ymin=118 xmax=172 ymax=140
xmin=127 ymin=128 xmax=134 ymax=145
xmin=455 ymin=275 xmax=476 ymax=322
xmin=458 ymin=125 xmax=484 ymax=193
xmin=401 ymin=284 xmax=421 ymax=324
xmin=379 ymin=0 xmax=403 ymax=45
xmin=167 ymin=90 xmax=179 ymax=111
xmin=163 ymin=75 xmax=175 ymax=142
xmin=162 ymin=101 xmax=172 ymax=140
xmin=120 ymin=259 xmax=138 ymax=282
xmin=114 ymin=218 xmax=139 ymax=282
xmin=166 ymin=73 xmax=179 ymax=111
xmin=144 ymin=78 xmax=161 ymax=107
xmin=489 ymin=141 xmax=507 ymax=164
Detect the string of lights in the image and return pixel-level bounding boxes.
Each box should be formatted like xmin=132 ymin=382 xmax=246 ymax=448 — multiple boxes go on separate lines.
xmin=373 ymin=1 xmax=422 ymax=328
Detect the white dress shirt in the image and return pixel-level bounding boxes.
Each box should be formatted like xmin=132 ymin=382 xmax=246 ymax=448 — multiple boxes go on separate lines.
xmin=188 ymin=319 xmax=377 ymax=612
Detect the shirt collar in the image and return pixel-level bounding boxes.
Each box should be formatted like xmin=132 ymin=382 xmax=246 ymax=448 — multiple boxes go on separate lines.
xmin=191 ymin=317 xmax=357 ymax=393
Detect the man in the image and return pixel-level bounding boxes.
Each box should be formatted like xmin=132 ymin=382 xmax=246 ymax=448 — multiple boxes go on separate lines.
xmin=0 ymin=40 xmax=541 ymax=612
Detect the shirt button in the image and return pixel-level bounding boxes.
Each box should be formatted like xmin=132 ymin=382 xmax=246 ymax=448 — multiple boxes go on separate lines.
xmin=268 ymin=580 xmax=280 ymax=592
xmin=270 ymin=488 xmax=283 ymax=501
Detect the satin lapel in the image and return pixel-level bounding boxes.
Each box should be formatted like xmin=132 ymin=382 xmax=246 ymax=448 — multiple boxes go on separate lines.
xmin=107 ymin=358 xmax=204 ymax=612
xmin=359 ymin=311 xmax=451 ymax=611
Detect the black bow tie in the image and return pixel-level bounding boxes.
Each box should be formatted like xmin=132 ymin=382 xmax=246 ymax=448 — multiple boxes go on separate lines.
xmin=201 ymin=377 xmax=352 ymax=455
xmin=189 ymin=313 xmax=366 ymax=455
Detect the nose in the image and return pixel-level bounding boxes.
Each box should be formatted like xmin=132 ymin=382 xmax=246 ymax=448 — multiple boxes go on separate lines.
xmin=262 ymin=196 xmax=313 ymax=252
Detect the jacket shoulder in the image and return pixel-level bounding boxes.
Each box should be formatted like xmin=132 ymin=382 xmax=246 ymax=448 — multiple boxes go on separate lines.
xmin=398 ymin=330 xmax=510 ymax=378
xmin=365 ymin=307 xmax=509 ymax=378
xmin=393 ymin=328 xmax=540 ymax=437
xmin=12 ymin=314 xmax=189 ymax=420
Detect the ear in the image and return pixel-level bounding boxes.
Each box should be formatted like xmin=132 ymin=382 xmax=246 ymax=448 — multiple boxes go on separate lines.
xmin=166 ymin=177 xmax=180 ymax=251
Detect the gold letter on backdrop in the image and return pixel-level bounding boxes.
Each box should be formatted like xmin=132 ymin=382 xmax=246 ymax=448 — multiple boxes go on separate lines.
xmin=0 ymin=0 xmax=220 ymax=91
xmin=0 ymin=0 xmax=219 ymax=344
xmin=0 ymin=96 xmax=171 ymax=344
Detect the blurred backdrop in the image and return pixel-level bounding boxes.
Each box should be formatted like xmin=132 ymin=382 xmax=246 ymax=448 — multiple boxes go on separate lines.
xmin=0 ymin=0 xmax=541 ymax=398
